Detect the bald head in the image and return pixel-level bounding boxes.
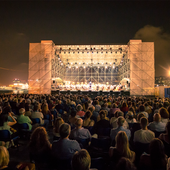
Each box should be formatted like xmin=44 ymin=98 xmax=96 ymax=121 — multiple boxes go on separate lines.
xmin=76 ymin=118 xmax=83 ymax=128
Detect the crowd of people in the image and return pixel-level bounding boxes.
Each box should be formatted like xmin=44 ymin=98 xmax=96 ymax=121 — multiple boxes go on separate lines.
xmin=0 ymin=93 xmax=170 ymax=170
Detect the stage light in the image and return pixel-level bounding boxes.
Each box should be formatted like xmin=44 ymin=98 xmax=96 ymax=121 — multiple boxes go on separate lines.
xmin=105 ymin=66 xmax=107 ymax=68
xmin=98 ymin=66 xmax=99 ymax=68
xmin=102 ymin=63 xmax=103 ymax=65
xmin=110 ymin=63 xmax=112 ymax=65
xmin=71 ymin=63 xmax=73 ymax=65
xmin=113 ymin=66 xmax=115 ymax=68
xmin=84 ymin=66 xmax=86 ymax=68
xmin=79 ymin=63 xmax=81 ymax=65
xmin=76 ymin=66 xmax=78 ymax=69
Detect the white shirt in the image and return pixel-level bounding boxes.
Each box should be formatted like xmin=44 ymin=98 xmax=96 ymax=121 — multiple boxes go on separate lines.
xmin=31 ymin=111 xmax=44 ymax=124
xmin=148 ymin=121 xmax=166 ymax=132
xmin=134 ymin=129 xmax=155 ymax=143
xmin=110 ymin=117 xmax=129 ymax=129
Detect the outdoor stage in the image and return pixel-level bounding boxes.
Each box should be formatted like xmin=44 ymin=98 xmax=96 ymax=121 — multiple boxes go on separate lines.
xmin=28 ymin=39 xmax=155 ymax=96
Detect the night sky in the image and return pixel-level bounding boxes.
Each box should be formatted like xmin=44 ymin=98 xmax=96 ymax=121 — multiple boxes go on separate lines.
xmin=0 ymin=0 xmax=170 ymax=85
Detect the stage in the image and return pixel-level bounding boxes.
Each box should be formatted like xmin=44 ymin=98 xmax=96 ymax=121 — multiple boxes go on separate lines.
xmin=51 ymin=90 xmax=130 ymax=99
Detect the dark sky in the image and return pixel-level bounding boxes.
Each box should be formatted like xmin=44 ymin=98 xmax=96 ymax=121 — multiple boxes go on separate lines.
xmin=0 ymin=0 xmax=170 ymax=85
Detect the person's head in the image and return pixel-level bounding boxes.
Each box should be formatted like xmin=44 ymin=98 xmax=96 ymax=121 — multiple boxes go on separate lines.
xmin=33 ymin=103 xmax=40 ymax=111
xmin=149 ymin=138 xmax=167 ymax=169
xmin=54 ymin=117 xmax=64 ymax=133
xmin=166 ymin=121 xmax=170 ymax=141
xmin=25 ymin=103 xmax=30 ymax=112
xmin=115 ymin=111 xmax=124 ymax=118
xmin=77 ymin=104 xmax=83 ymax=111
xmin=88 ymin=106 xmax=95 ymax=113
xmin=122 ymin=102 xmax=127 ymax=108
xmin=153 ymin=113 xmax=161 ymax=122
xmin=42 ymin=103 xmax=48 ymax=114
xmin=84 ymin=110 xmax=92 ymax=119
xmin=140 ymin=117 xmax=148 ymax=129
xmin=112 ymin=103 xmax=117 ymax=108
xmin=139 ymin=105 xmax=145 ymax=112
xmin=99 ymin=110 xmax=106 ymax=120
xmin=29 ymin=127 xmax=49 ymax=151
xmin=116 ymin=157 xmax=136 ymax=170
xmin=19 ymin=108 xmax=25 ymax=115
xmin=137 ymin=113 xmax=145 ymax=122
xmin=0 ymin=114 xmax=8 ymax=126
xmin=0 ymin=106 xmax=2 ymax=114
xmin=59 ymin=123 xmax=71 ymax=139
xmin=159 ymin=107 xmax=169 ymax=119
xmin=72 ymin=149 xmax=91 ymax=170
xmin=2 ymin=106 xmax=11 ymax=115
xmin=70 ymin=109 xmax=77 ymax=117
xmin=116 ymin=131 xmax=130 ymax=157
xmin=117 ymin=116 xmax=125 ymax=127
xmin=75 ymin=118 xmax=83 ymax=129
xmin=126 ymin=111 xmax=133 ymax=120
xmin=0 ymin=146 xmax=9 ymax=169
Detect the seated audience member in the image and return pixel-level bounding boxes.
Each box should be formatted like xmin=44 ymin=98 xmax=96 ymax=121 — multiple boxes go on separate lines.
xmin=24 ymin=103 xmax=32 ymax=117
xmin=53 ymin=117 xmax=64 ymax=138
xmin=31 ymin=104 xmax=49 ymax=129
xmin=76 ymin=104 xmax=85 ymax=117
xmin=0 ymin=146 xmax=35 ymax=170
xmin=125 ymin=111 xmax=136 ymax=123
xmin=110 ymin=111 xmax=128 ymax=129
xmin=88 ymin=106 xmax=98 ymax=122
xmin=110 ymin=116 xmax=131 ymax=142
xmin=116 ymin=157 xmax=137 ymax=170
xmin=0 ymin=113 xmax=16 ymax=134
xmin=17 ymin=108 xmax=32 ymax=130
xmin=140 ymin=138 xmax=167 ymax=170
xmin=94 ymin=110 xmax=111 ymax=135
xmin=159 ymin=107 xmax=169 ymax=124
xmin=83 ymin=110 xmax=95 ymax=128
xmin=138 ymin=105 xmax=148 ymax=118
xmin=94 ymin=100 xmax=101 ymax=112
xmin=52 ymin=123 xmax=81 ymax=160
xmin=109 ymin=131 xmax=135 ymax=164
xmin=55 ymin=100 xmax=63 ymax=112
xmin=42 ymin=103 xmax=53 ymax=120
xmin=120 ymin=102 xmax=129 ymax=114
xmin=72 ymin=149 xmax=94 ymax=170
xmin=29 ymin=127 xmax=51 ymax=168
xmin=134 ymin=117 xmax=155 ymax=143
xmin=69 ymin=109 xmax=78 ymax=128
xmin=109 ymin=103 xmax=120 ymax=118
xmin=148 ymin=113 xmax=166 ymax=132
xmin=70 ymin=118 xmax=91 ymax=140
xmin=159 ymin=121 xmax=170 ymax=144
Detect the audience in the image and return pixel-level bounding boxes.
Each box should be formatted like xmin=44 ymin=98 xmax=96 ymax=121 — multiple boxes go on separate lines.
xmin=140 ymin=138 xmax=167 ymax=170
xmin=1 ymin=94 xmax=170 ymax=170
xmin=72 ymin=149 xmax=92 ymax=170
xmin=134 ymin=117 xmax=155 ymax=143
xmin=148 ymin=113 xmax=166 ymax=132
xmin=52 ymin=123 xmax=81 ymax=160
xmin=110 ymin=116 xmax=131 ymax=142
xmin=109 ymin=131 xmax=135 ymax=164
xmin=70 ymin=118 xmax=91 ymax=140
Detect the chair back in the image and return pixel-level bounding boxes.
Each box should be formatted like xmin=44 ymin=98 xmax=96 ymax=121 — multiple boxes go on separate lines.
xmin=97 ymin=128 xmax=111 ymax=137
xmin=91 ymin=157 xmax=105 ymax=170
xmin=77 ymin=138 xmax=90 ymax=148
xmin=154 ymin=131 xmax=166 ymax=138
xmin=44 ymin=114 xmax=50 ymax=120
xmin=18 ymin=123 xmax=29 ymax=130
xmin=0 ymin=130 xmax=11 ymax=142
xmin=91 ymin=137 xmax=111 ymax=151
xmin=32 ymin=118 xmax=40 ymax=124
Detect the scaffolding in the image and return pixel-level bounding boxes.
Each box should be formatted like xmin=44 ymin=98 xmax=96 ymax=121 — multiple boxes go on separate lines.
xmin=28 ymin=40 xmax=155 ymax=95
xmin=28 ymin=41 xmax=54 ymax=94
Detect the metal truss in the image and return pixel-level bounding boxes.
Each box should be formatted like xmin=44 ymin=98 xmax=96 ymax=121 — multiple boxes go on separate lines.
xmin=29 ymin=40 xmax=155 ymax=95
